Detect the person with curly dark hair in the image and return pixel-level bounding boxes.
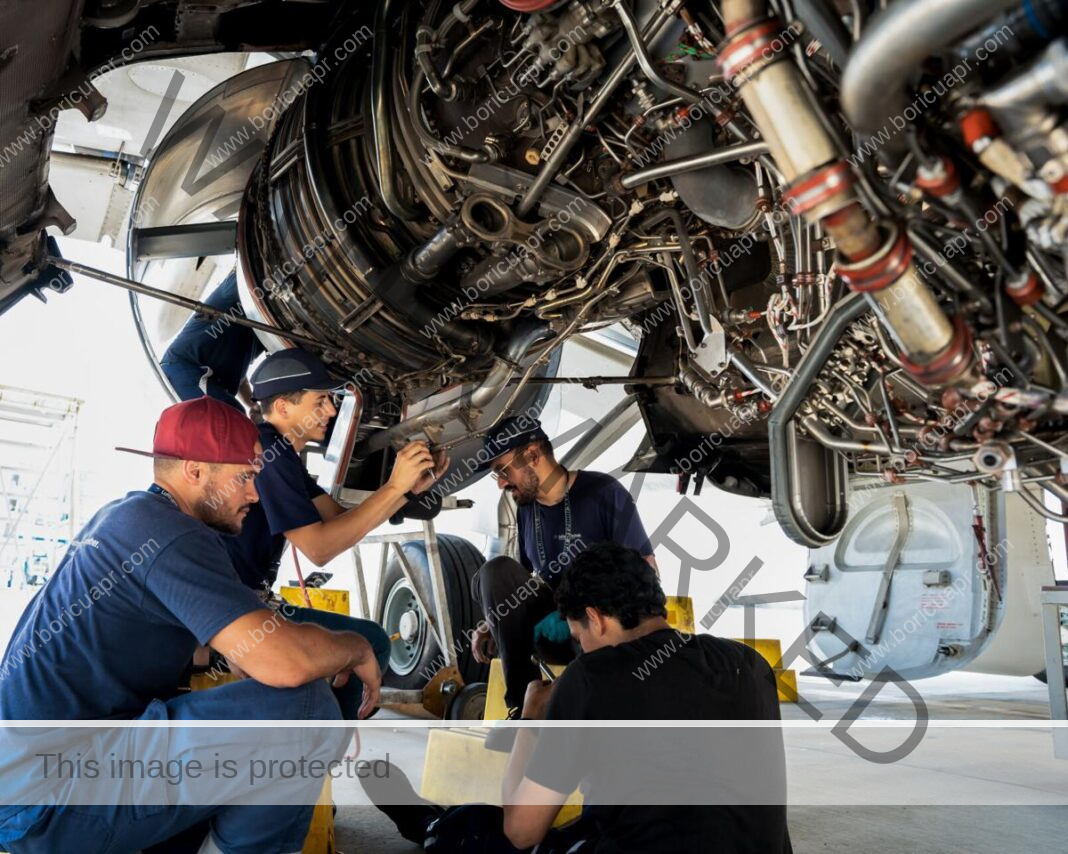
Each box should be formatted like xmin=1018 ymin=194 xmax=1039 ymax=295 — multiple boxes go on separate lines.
xmin=553 ymin=540 xmax=668 ymax=633
xmin=363 ymin=542 xmax=792 ymax=854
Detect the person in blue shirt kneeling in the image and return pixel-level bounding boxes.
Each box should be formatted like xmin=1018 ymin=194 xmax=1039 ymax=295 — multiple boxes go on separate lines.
xmin=0 ymin=398 xmax=376 ymax=853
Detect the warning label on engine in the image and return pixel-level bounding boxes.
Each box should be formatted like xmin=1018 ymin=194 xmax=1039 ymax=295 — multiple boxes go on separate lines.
xmin=920 ymin=593 xmax=950 ymax=611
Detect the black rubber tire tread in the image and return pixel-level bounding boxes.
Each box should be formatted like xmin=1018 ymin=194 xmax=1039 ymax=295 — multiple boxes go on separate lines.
xmin=446 ymin=682 xmax=489 ymax=720
xmin=379 ymin=534 xmax=488 ymax=689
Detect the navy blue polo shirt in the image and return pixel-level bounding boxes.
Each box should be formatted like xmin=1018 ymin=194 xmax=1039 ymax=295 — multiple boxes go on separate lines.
xmin=517 ymin=470 xmax=653 ymax=587
xmin=0 ymin=489 xmax=264 ymax=720
xmin=224 ymin=423 xmax=326 ymax=593
xmin=160 ymin=271 xmax=264 ymax=397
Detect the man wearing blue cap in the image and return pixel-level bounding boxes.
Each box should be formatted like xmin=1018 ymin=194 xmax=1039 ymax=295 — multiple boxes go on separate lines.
xmin=223 ymin=348 xmax=447 ymax=719
xmin=470 ymin=415 xmax=656 ymax=715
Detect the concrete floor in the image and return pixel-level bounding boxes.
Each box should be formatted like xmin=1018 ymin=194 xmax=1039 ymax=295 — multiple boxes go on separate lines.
xmin=331 ymin=671 xmax=1067 ymax=853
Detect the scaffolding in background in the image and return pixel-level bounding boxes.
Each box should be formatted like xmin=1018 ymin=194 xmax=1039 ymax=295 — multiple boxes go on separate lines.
xmin=0 ymin=385 xmax=82 ymax=588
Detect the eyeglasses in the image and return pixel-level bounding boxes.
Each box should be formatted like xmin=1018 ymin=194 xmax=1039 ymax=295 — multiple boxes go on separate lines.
xmin=490 ymin=451 xmax=522 ymax=482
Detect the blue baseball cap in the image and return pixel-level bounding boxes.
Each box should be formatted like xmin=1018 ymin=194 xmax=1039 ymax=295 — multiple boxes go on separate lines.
xmin=482 ymin=415 xmax=549 ymax=462
xmin=250 ymin=348 xmax=344 ymax=400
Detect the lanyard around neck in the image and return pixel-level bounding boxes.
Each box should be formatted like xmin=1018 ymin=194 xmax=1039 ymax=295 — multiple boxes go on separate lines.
xmin=533 ymin=477 xmax=573 ymax=571
xmin=148 ymin=483 xmax=177 ymax=507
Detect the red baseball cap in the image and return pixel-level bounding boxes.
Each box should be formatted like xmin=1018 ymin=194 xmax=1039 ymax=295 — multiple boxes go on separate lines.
xmin=117 ymin=397 xmax=260 ymax=464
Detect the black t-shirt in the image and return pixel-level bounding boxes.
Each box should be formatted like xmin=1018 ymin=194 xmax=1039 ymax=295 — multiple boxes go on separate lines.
xmin=523 ymin=629 xmax=792 ymax=853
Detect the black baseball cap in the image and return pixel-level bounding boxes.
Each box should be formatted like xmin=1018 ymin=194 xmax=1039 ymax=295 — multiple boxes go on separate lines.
xmin=250 ymin=348 xmax=344 ymax=400
xmin=482 ymin=415 xmax=549 ymax=462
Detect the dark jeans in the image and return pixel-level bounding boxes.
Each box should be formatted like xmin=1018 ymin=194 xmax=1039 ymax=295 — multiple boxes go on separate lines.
xmin=4 ymin=679 xmax=350 ymax=854
xmin=472 ymin=556 xmax=557 ymax=711
xmin=278 ymin=601 xmax=391 ymax=720
xmin=425 ymin=804 xmax=595 ymax=853
xmin=361 ymin=761 xmax=595 ymax=853
xmin=160 ymin=358 xmax=243 ymax=411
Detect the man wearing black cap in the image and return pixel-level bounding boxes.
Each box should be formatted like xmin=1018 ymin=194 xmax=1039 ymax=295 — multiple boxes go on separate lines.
xmin=224 ymin=348 xmax=447 ymax=718
xmin=0 ymin=398 xmax=374 ymax=853
xmin=471 ymin=415 xmax=656 ymax=716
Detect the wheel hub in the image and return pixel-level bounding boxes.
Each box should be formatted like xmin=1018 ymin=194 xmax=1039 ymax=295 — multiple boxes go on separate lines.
xmin=398 ymin=609 xmax=420 ymax=643
xmin=383 ymin=578 xmax=428 ymax=677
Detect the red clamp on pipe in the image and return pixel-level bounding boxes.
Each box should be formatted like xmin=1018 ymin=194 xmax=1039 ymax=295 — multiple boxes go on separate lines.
xmin=1006 ymin=271 xmax=1044 ymax=307
xmin=960 ymin=109 xmax=999 ymax=152
xmin=717 ymin=18 xmax=785 ymax=82
xmin=724 ymin=15 xmax=774 ymax=37
xmin=897 ymin=316 xmax=974 ymax=386
xmin=837 ymin=225 xmax=912 ymax=293
xmin=497 ymin=0 xmax=558 ymax=11
xmin=915 ymin=156 xmax=961 ymax=198
xmin=781 ymin=162 xmax=855 ymax=217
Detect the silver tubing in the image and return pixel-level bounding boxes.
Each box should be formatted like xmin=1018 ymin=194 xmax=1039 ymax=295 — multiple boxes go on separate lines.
xmin=611 ymin=0 xmax=704 ymax=105
xmin=619 ymin=141 xmax=770 ymax=189
xmin=840 ymin=0 xmax=1019 ymax=153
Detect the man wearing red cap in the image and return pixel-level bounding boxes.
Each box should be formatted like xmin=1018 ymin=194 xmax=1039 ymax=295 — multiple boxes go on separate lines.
xmin=0 ymin=398 xmax=372 ymax=854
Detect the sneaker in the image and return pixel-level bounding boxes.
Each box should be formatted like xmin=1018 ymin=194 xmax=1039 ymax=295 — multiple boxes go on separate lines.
xmin=359 ymin=761 xmax=442 ymax=845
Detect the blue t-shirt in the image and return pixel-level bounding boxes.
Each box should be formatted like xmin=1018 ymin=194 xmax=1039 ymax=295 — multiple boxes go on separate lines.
xmin=0 ymin=489 xmax=264 ymax=720
xmin=160 ymin=271 xmax=264 ymax=396
xmin=518 ymin=470 xmax=653 ymax=587
xmin=225 ymin=423 xmax=326 ymax=593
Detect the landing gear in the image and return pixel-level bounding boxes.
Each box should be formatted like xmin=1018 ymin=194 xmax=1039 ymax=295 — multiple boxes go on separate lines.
xmin=377 ymin=533 xmax=489 ymax=690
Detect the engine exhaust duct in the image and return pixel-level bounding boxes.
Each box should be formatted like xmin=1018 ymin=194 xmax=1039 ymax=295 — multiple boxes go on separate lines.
xmin=357 ymin=319 xmax=552 ymax=454
xmin=718 ymin=0 xmax=973 ymax=385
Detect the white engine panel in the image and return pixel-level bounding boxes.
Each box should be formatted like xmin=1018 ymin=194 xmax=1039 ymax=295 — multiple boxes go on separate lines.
xmin=804 ymin=481 xmax=1054 ymax=681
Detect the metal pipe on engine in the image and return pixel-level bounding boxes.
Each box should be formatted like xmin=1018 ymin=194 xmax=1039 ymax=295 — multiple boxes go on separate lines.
xmin=356 ymin=320 xmax=552 ymax=454
xmin=372 ymin=0 xmax=420 ymax=219
xmin=401 ymin=223 xmax=471 ymax=282
xmin=718 ymin=0 xmax=971 ymax=385
xmin=611 ymin=0 xmax=704 ymax=105
xmin=516 ymin=2 xmax=678 ymax=217
xmin=678 ymin=366 xmax=729 ymax=409
xmin=839 ymin=0 xmax=1021 ymax=156
xmin=619 ymin=141 xmax=770 ymax=189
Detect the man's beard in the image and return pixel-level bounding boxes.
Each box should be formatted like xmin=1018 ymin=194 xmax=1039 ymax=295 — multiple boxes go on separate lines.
xmin=198 ymin=501 xmax=248 ymax=535
xmin=198 ymin=479 xmax=250 ymax=534
xmin=510 ymin=468 xmax=541 ymax=505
